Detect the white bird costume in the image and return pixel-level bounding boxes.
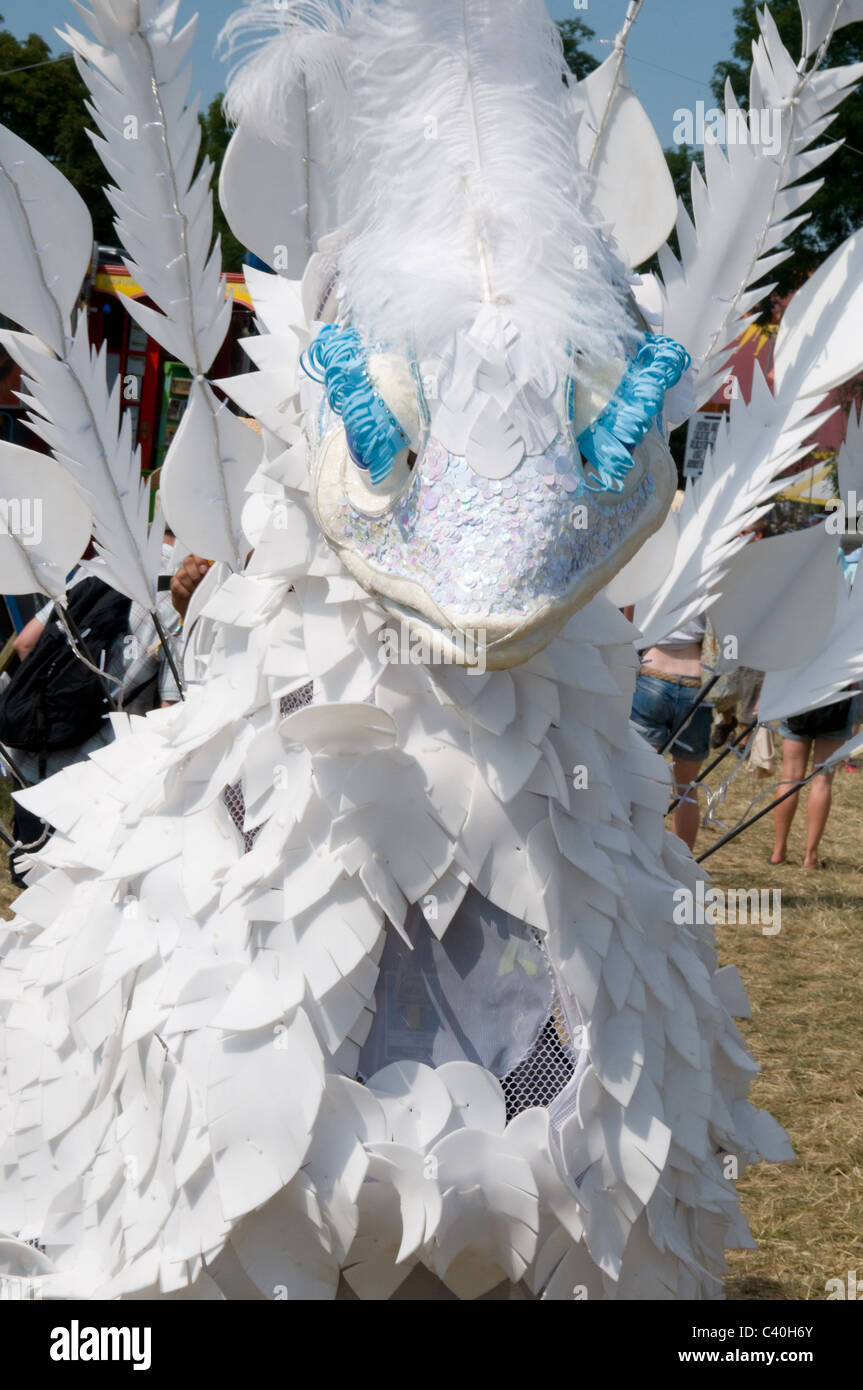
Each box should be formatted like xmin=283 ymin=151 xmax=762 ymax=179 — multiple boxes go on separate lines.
xmin=1 ymin=0 xmax=862 ymax=1300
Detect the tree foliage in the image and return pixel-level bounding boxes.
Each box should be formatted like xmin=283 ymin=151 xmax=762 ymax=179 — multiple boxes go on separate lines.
xmin=0 ymin=20 xmax=115 ymax=243
xmin=557 ymin=17 xmax=596 ymax=81
xmin=199 ymin=94 xmax=245 ymax=272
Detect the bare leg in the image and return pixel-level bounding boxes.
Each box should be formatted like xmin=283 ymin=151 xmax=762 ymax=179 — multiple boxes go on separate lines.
xmin=802 ymin=736 xmax=844 ymax=867
xmin=771 ymin=737 xmax=809 ymax=864
xmin=672 ymin=757 xmax=703 ymax=851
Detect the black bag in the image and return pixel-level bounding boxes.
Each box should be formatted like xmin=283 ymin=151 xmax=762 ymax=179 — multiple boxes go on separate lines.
xmin=786 ymin=698 xmax=852 ymax=740
xmin=0 ymin=578 xmax=131 ymax=755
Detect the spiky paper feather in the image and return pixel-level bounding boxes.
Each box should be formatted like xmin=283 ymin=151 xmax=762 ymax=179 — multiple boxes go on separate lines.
xmin=61 ymin=0 xmax=230 ymax=377
xmin=635 ymin=228 xmax=863 ymax=647
xmin=62 ymin=0 xmax=254 ymax=568
xmin=0 ymin=125 xmax=163 ymax=610
xmin=658 ymin=6 xmax=863 ymax=413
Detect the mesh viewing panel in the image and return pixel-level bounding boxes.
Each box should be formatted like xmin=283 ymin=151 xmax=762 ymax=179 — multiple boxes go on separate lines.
xmin=222 ymin=682 xmax=580 ymax=1120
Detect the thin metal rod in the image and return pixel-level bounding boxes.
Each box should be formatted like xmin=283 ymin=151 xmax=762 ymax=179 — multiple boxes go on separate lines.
xmin=0 ymin=741 xmax=32 ymax=789
xmin=696 ymin=756 xmax=841 ymax=863
xmin=659 ymin=673 xmax=721 ymax=756
xmin=151 ymin=608 xmax=185 ymax=701
xmin=668 ymin=721 xmax=757 ymax=813
xmin=55 ymin=606 xmax=120 ymax=713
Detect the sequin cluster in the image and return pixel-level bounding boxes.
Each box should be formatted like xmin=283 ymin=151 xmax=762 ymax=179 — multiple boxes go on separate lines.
xmin=331 ymin=433 xmax=655 ymax=619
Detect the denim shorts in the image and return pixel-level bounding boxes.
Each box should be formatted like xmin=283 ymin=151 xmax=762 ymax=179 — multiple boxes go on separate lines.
xmin=778 ymin=698 xmax=855 ymax=744
xmin=631 ymin=673 xmax=713 ymax=761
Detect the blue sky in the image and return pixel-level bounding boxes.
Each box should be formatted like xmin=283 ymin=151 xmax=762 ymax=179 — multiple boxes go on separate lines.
xmin=1 ymin=0 xmax=739 ymax=145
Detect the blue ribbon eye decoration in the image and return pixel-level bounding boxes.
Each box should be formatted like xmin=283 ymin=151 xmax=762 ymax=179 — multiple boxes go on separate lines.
xmin=301 ymin=325 xmax=410 ymax=485
xmin=572 ymin=334 xmax=691 ymax=494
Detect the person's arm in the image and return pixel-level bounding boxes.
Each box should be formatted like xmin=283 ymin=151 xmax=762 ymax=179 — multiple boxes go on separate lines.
xmin=13 ymin=614 xmax=47 ymax=661
xmin=170 ymin=554 xmax=211 ymax=620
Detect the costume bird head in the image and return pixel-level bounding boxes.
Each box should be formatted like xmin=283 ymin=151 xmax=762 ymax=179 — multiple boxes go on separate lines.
xmin=219 ymin=0 xmax=688 ymax=668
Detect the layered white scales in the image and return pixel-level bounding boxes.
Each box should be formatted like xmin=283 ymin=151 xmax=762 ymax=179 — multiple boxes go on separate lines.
xmin=0 ymin=457 xmax=790 ymax=1297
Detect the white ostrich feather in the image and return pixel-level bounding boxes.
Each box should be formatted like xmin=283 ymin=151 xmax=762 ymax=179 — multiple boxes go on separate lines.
xmin=636 ymin=227 xmax=863 ymax=647
xmin=658 ymin=7 xmax=863 ymax=413
xmin=334 ymin=0 xmax=638 ymax=377
xmin=0 ymin=442 xmax=92 ymax=601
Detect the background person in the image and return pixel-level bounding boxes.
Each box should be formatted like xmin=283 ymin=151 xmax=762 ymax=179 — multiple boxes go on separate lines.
xmin=770 ymin=695 xmax=856 ymax=868
xmin=631 ymin=614 xmax=712 ymax=851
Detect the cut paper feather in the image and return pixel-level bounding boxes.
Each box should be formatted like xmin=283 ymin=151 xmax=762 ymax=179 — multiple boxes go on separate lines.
xmin=62 ymin=0 xmax=249 ymax=569
xmin=657 ymin=6 xmax=863 ymax=413
xmin=219 ymin=0 xmax=351 ymax=279
xmin=2 ymin=319 xmax=164 ymax=611
xmin=636 ymin=227 xmax=863 ymax=647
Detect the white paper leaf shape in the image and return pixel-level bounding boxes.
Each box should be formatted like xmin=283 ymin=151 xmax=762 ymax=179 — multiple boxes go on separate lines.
xmin=0 ymin=125 xmax=92 ymax=357
xmin=161 ymin=380 xmax=259 ymax=568
xmin=0 ymin=442 xmax=92 ymax=600
xmin=570 ymin=54 xmax=677 ymax=269
xmin=219 ymin=121 xmax=335 ymax=282
xmin=799 ymin=0 xmax=863 ymax=55
xmin=837 ymin=405 xmax=863 ymax=501
xmin=759 ymin=565 xmax=863 ymax=721
xmin=709 ymin=524 xmax=840 ymax=672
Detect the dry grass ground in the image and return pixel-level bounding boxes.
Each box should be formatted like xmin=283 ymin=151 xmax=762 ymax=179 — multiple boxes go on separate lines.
xmin=696 ymin=748 xmax=863 ymax=1300
xmin=0 ymin=749 xmax=860 ymax=1300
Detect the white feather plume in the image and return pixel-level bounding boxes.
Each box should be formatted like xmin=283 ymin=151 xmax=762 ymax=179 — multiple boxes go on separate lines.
xmin=230 ymin=0 xmax=636 ymax=379
xmin=658 ymin=6 xmax=863 ymax=413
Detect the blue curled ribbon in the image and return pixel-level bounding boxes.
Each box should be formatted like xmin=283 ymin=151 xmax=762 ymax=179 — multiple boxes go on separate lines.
xmin=575 ymin=334 xmax=691 ymax=494
xmin=301 ymin=325 xmax=410 ymax=485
